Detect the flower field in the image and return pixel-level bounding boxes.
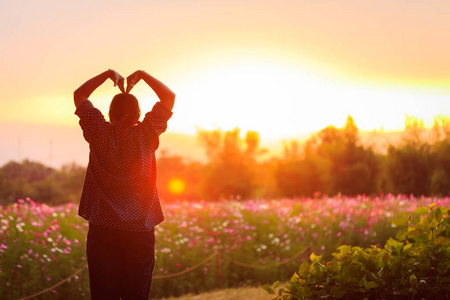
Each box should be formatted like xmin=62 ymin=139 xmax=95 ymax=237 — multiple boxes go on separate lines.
xmin=1 ymin=195 xmax=450 ymax=299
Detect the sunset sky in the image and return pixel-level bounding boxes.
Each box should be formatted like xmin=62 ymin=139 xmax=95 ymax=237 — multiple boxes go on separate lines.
xmin=1 ymin=0 xmax=450 ymax=162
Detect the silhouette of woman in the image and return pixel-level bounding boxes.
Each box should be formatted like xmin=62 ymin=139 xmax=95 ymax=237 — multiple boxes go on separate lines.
xmin=74 ymin=69 xmax=175 ymax=300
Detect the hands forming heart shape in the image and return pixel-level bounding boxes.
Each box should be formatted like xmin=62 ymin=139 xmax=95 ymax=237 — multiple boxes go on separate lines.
xmin=109 ymin=69 xmax=143 ymax=94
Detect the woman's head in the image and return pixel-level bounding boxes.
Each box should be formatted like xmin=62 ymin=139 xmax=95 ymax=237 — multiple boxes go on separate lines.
xmin=108 ymin=93 xmax=141 ymax=126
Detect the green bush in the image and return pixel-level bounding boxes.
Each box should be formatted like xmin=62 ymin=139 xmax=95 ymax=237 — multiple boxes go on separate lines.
xmin=264 ymin=204 xmax=450 ymax=299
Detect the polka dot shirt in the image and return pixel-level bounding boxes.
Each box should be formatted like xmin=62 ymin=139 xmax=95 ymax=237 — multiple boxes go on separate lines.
xmin=75 ymin=100 xmax=172 ymax=232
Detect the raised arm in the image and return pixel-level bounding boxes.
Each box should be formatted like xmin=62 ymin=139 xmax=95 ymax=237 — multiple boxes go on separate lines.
xmin=74 ymin=69 xmax=125 ymax=108
xmin=126 ymin=70 xmax=175 ymax=111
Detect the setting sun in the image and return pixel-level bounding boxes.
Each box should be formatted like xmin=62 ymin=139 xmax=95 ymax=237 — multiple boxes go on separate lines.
xmin=168 ymin=178 xmax=186 ymax=195
xmin=170 ymin=55 xmax=449 ymax=140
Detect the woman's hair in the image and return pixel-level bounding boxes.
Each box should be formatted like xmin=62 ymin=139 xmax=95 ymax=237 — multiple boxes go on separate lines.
xmin=108 ymin=93 xmax=141 ymax=126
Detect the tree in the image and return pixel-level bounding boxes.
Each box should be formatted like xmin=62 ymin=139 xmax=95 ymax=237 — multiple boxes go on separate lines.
xmin=197 ymin=129 xmax=266 ymax=200
xmin=0 ymin=160 xmax=55 ymax=204
xmin=0 ymin=160 xmax=86 ymax=205
xmin=274 ymin=140 xmax=323 ymax=197
xmin=386 ymin=117 xmax=432 ymax=195
xmin=430 ymin=117 xmax=450 ymax=195
xmin=275 ymin=116 xmax=380 ymax=197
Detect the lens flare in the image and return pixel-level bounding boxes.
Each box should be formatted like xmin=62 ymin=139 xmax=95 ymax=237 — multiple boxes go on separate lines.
xmin=168 ymin=178 xmax=186 ymax=195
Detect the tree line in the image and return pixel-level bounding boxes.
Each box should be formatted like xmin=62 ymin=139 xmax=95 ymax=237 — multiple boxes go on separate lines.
xmin=1 ymin=116 xmax=449 ymax=205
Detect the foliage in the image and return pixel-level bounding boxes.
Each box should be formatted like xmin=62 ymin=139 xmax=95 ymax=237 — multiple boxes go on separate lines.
xmin=2 ymin=195 xmax=450 ymax=299
xmin=386 ymin=116 xmax=450 ymax=196
xmin=197 ymin=128 xmax=266 ymax=200
xmin=0 ymin=160 xmax=85 ymax=206
xmin=1 ymin=117 xmax=450 ymax=205
xmin=275 ymin=116 xmax=379 ymax=197
xmin=264 ymin=203 xmax=450 ymax=299
xmin=429 ymin=117 xmax=450 ymax=195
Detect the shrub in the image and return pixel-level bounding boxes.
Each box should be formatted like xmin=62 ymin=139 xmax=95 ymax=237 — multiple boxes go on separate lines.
xmin=264 ymin=204 xmax=450 ymax=299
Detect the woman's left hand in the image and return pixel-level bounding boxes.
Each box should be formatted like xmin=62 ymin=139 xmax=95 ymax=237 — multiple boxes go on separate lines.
xmin=109 ymin=69 xmax=125 ymax=93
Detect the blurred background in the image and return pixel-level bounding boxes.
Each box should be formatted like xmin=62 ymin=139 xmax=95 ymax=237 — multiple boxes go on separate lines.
xmin=1 ymin=0 xmax=449 ymax=203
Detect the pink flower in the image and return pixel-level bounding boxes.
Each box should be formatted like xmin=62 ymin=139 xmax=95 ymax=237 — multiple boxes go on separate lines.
xmin=175 ymin=263 xmax=181 ymax=267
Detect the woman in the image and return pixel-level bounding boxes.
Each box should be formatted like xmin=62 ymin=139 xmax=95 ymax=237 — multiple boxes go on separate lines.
xmin=74 ymin=69 xmax=175 ymax=300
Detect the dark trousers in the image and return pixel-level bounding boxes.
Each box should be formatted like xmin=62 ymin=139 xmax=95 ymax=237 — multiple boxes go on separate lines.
xmin=87 ymin=224 xmax=156 ymax=300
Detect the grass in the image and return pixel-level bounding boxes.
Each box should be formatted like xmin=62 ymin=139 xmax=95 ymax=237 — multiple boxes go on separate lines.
xmin=160 ymin=285 xmax=273 ymax=300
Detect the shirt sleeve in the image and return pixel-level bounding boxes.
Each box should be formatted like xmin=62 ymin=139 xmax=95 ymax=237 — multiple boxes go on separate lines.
xmin=141 ymin=102 xmax=173 ymax=136
xmin=74 ymin=100 xmax=109 ymax=144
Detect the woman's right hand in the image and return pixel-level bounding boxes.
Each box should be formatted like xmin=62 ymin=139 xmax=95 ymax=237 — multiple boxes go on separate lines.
xmin=109 ymin=69 xmax=125 ymax=93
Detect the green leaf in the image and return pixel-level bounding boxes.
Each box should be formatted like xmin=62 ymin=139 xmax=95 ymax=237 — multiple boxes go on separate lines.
xmin=357 ymin=249 xmax=370 ymax=260
xmin=434 ymin=236 xmax=450 ymax=246
xmin=420 ymin=216 xmax=429 ymax=228
xmin=406 ymin=229 xmax=422 ymax=237
xmin=386 ymin=238 xmax=404 ymax=253
xmin=403 ymin=243 xmax=413 ymax=251
xmin=359 ymin=275 xmax=368 ymax=286
xmin=309 ymin=252 xmax=322 ymax=263
xmin=429 ymin=219 xmax=439 ymax=229
xmin=338 ymin=245 xmax=351 ymax=256
xmin=429 ymin=203 xmax=437 ymax=209
xmin=382 ymin=252 xmax=390 ymax=265
xmin=273 ymin=280 xmax=281 ymax=289
xmin=330 ymin=286 xmax=346 ymax=298
xmin=365 ymin=281 xmax=379 ymax=289
xmin=396 ymin=230 xmax=407 ymax=241
xmin=413 ymin=206 xmax=428 ymax=215
xmin=332 ymin=252 xmax=341 ymax=259
xmin=393 ymin=218 xmax=408 ymax=227
xmin=298 ymin=260 xmax=310 ymax=274
xmin=302 ymin=287 xmax=312 ymax=297
xmin=410 ymin=274 xmax=418 ymax=286
xmin=262 ymin=285 xmax=275 ymax=295
xmin=290 ymin=273 xmax=298 ymax=284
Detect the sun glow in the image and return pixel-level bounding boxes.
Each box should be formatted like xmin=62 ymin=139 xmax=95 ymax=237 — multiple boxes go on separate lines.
xmin=171 ymin=58 xmax=340 ymax=138
xmin=168 ymin=178 xmax=186 ymax=195
xmin=169 ymin=56 xmax=449 ymax=140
